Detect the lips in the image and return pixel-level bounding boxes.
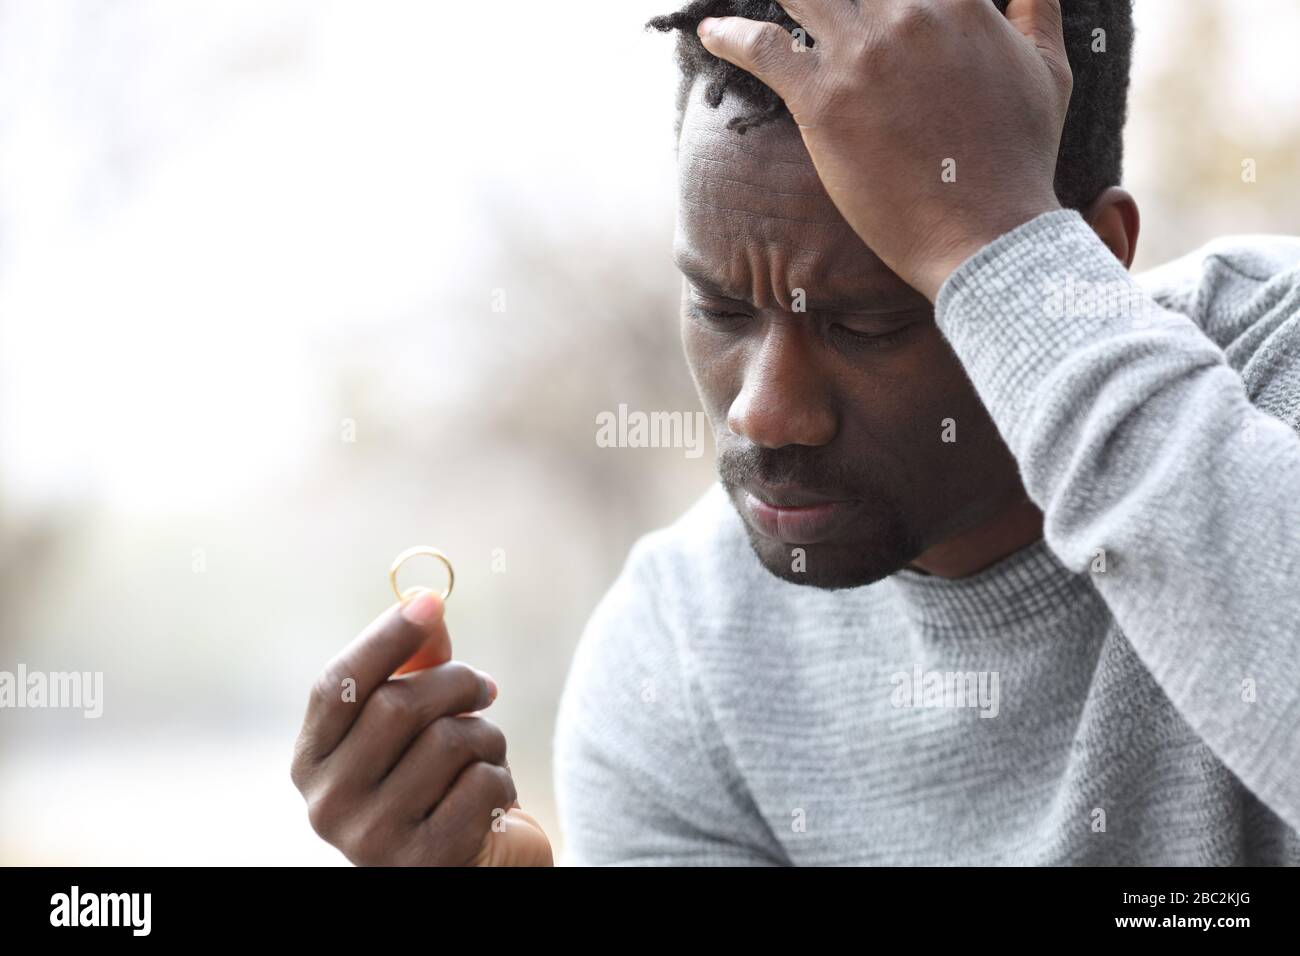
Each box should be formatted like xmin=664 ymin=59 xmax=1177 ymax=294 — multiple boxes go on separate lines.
xmin=740 ymin=483 xmax=859 ymax=544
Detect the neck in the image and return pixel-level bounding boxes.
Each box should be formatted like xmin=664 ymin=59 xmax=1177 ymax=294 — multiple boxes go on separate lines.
xmin=907 ymin=495 xmax=1045 ymax=579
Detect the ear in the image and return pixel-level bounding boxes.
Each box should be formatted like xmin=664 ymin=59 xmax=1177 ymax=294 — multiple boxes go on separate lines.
xmin=1083 ymin=187 xmax=1141 ymax=270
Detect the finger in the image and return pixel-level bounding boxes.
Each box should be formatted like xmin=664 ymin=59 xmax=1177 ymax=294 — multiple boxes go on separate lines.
xmin=472 ymin=806 xmax=554 ymax=867
xmin=330 ymin=662 xmax=496 ymax=783
xmin=392 ymin=589 xmax=452 ymax=676
xmin=1004 ymin=0 xmax=1072 ymax=99
xmin=380 ymin=713 xmax=509 ymax=821
xmin=419 ymin=762 xmax=518 ymax=865
xmin=300 ymin=590 xmax=449 ymax=762
xmin=391 ymin=639 xmax=449 ymax=677
xmin=1005 ymin=0 xmax=1067 ymax=57
xmin=697 ymin=17 xmax=818 ymax=100
xmin=767 ymin=0 xmax=845 ymax=33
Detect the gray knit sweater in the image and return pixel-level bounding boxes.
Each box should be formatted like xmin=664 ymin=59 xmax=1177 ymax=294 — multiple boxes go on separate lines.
xmin=553 ymin=211 xmax=1300 ymax=865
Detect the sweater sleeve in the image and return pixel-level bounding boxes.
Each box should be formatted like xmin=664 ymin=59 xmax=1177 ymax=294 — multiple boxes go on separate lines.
xmin=552 ymin=532 xmax=787 ymax=866
xmin=934 ymin=209 xmax=1300 ymax=832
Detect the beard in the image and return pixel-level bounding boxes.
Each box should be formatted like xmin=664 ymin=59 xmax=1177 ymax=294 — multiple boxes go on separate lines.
xmin=716 ymin=440 xmax=924 ymax=590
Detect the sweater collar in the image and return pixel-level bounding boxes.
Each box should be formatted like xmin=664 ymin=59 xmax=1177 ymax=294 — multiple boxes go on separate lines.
xmin=887 ymin=537 xmax=1097 ymax=634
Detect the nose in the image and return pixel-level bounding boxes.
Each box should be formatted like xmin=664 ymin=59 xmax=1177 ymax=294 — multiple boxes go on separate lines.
xmin=726 ymin=320 xmax=836 ymax=449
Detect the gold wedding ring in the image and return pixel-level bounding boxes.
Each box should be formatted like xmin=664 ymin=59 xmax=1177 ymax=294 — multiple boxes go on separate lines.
xmin=389 ymin=546 xmax=455 ymax=603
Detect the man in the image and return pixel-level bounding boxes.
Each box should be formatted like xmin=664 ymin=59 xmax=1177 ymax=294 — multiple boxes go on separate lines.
xmin=291 ymin=0 xmax=1300 ymax=866
xmin=553 ymin=0 xmax=1300 ymax=865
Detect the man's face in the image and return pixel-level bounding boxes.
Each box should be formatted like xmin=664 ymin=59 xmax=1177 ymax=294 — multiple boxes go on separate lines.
xmin=675 ymin=83 xmax=1026 ymax=589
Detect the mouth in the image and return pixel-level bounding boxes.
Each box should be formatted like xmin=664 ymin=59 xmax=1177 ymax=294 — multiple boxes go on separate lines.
xmin=740 ymin=483 xmax=860 ymax=545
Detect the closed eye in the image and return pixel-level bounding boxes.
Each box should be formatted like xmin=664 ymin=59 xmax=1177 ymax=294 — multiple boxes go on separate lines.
xmin=692 ymin=306 xmax=747 ymax=321
xmin=829 ymin=309 xmax=930 ymax=350
xmin=686 ymin=291 xmax=752 ymax=327
xmin=830 ymin=324 xmax=909 ymax=350
xmin=832 ymin=319 xmax=911 ymax=338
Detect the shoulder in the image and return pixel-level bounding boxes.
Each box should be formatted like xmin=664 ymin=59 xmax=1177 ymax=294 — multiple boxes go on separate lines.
xmin=551 ymin=483 xmax=789 ymax=864
xmin=557 ymin=482 xmax=764 ymax=702
xmin=585 ymin=482 xmax=785 ymax=638
xmin=622 ymin=482 xmax=766 ymax=607
xmin=1136 ymin=234 xmax=1300 ymax=344
xmin=1138 ymin=235 xmax=1300 ymax=427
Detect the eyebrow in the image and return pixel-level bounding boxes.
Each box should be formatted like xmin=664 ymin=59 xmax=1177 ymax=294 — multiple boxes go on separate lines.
xmin=674 ymin=257 xmax=736 ymax=299
xmin=672 ymin=251 xmax=925 ymax=313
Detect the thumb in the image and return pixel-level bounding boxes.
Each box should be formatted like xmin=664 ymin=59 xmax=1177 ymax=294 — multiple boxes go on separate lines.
xmin=696 ymin=17 xmax=809 ymax=100
xmin=391 ymin=589 xmax=452 ymax=676
xmin=1005 ymin=0 xmax=1069 ymax=57
xmin=1004 ymin=0 xmax=1072 ymax=92
xmin=472 ymin=806 xmax=554 ymax=867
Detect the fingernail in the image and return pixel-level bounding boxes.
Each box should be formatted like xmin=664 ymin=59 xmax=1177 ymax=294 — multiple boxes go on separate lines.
xmin=477 ymin=670 xmax=498 ymax=704
xmin=698 ymin=17 xmax=716 ymax=39
xmin=400 ymin=589 xmax=439 ymax=627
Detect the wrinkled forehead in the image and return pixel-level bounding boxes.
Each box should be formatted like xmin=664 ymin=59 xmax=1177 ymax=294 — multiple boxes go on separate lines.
xmin=676 ymin=81 xmax=845 ymax=240
xmin=674 ymin=80 xmax=900 ymax=296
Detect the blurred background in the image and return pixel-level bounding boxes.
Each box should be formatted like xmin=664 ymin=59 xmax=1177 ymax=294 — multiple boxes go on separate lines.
xmin=1 ymin=0 xmax=1297 ymax=865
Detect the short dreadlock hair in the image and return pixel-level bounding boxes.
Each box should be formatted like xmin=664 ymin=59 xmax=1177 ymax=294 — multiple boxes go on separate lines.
xmin=647 ymin=0 xmax=1133 ymax=212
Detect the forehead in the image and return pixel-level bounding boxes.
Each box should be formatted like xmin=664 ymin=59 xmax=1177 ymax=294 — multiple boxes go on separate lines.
xmin=674 ymin=81 xmax=907 ymax=302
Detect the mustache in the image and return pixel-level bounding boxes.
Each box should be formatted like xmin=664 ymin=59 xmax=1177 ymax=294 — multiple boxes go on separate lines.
xmin=717 ymin=441 xmax=862 ymax=497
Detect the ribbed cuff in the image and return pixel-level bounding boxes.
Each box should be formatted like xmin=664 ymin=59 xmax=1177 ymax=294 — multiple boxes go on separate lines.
xmin=933 ymin=209 xmax=1145 ymax=449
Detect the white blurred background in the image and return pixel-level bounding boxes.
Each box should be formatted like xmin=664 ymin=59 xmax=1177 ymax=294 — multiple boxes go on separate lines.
xmin=1 ymin=0 xmax=1297 ymax=865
